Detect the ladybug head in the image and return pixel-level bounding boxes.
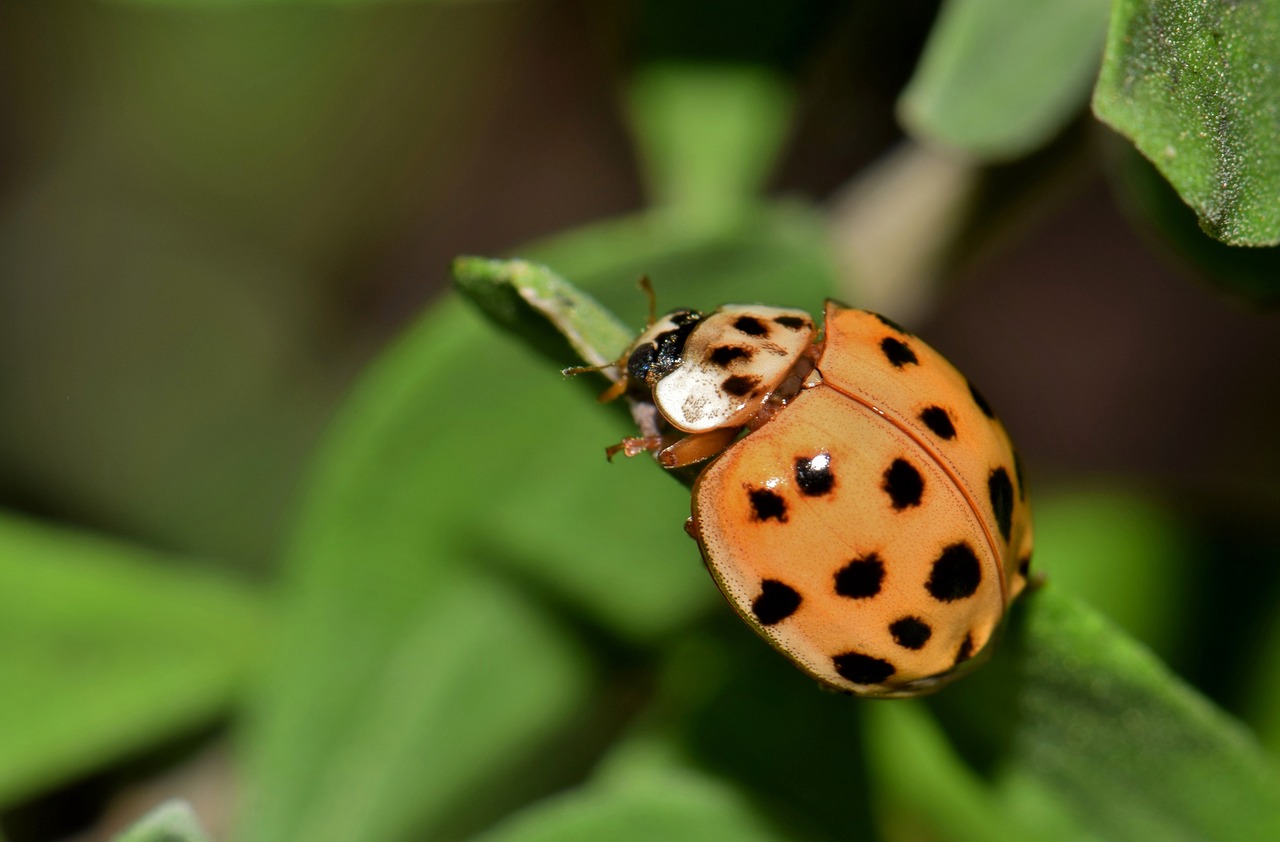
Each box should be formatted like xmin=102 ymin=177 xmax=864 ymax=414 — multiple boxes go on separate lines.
xmin=625 ymin=309 xmax=702 ymax=389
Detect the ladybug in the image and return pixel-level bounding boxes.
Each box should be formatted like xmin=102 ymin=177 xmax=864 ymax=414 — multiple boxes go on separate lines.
xmin=601 ymin=298 xmax=1034 ymax=697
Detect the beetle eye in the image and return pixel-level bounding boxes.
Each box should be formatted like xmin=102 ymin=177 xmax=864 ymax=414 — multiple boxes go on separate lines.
xmin=627 ymin=344 xmax=658 ymax=385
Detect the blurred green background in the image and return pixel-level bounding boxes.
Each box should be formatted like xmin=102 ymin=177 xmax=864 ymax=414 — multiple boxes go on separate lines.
xmin=1 ymin=1 xmax=1279 ymax=841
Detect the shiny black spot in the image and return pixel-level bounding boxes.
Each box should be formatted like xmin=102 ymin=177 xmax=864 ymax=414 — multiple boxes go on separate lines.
xmin=748 ymin=488 xmax=787 ymax=523
xmin=882 ymin=458 xmax=924 ymax=510
xmin=833 ymin=652 xmax=896 ymax=685
xmin=988 ymin=467 xmax=1014 ymax=542
xmin=926 ymin=543 xmax=982 ymax=601
xmin=734 ymin=315 xmax=769 ymax=336
xmin=627 ymin=310 xmax=702 ymax=386
xmin=752 ymin=579 xmax=801 ymax=625
xmin=968 ymin=378 xmax=994 ymax=418
xmin=954 ymin=635 xmax=974 ymax=666
xmin=709 ymin=345 xmax=752 ymax=367
xmin=880 ymin=337 xmax=918 ymax=368
xmin=835 ymin=554 xmax=884 ymax=599
xmin=794 ymin=453 xmax=834 ymax=497
xmin=722 ymin=374 xmax=761 ymax=397
xmin=889 ymin=617 xmax=933 ymax=650
xmin=774 ymin=315 xmax=807 ymax=330
xmin=872 ymin=312 xmax=909 ymax=334
xmin=919 ymin=406 xmax=956 ymax=440
xmin=1018 ymin=554 xmax=1032 ymax=578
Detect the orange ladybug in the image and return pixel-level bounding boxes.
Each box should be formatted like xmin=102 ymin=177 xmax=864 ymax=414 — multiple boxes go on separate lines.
xmin=604 ymin=300 xmax=1033 ymax=697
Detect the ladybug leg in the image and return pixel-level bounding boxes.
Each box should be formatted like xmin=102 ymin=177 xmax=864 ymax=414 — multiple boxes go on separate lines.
xmin=655 ymin=427 xmax=740 ymax=468
xmin=605 ymin=435 xmax=672 ymax=461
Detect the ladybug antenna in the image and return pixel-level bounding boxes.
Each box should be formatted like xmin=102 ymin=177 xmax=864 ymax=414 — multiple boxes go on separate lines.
xmin=638 ymin=275 xmax=657 ymax=327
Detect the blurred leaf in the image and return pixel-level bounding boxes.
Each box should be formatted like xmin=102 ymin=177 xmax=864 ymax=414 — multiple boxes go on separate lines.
xmin=899 ymin=0 xmax=1109 ymax=159
xmin=472 ymin=737 xmax=786 ymax=842
xmin=0 ymin=513 xmax=265 ymax=807
xmin=243 ymin=191 xmax=841 ymax=842
xmin=114 ymin=801 xmax=212 ymax=842
xmin=940 ymin=588 xmax=1280 ymax=841
xmin=1093 ymin=0 xmax=1280 ymax=245
xmin=241 ymin=568 xmax=590 ymax=842
xmin=1106 ymin=140 xmax=1280 ymax=305
xmin=864 ymin=702 xmax=1057 ymax=842
xmin=627 ymin=64 xmax=793 ymax=230
xmin=1031 ymin=486 xmax=1191 ymax=656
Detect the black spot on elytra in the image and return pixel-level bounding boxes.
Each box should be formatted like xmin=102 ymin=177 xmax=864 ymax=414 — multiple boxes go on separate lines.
xmin=871 ymin=312 xmax=909 ymax=334
xmin=709 ymin=345 xmax=753 ymax=367
xmin=748 ymin=487 xmax=787 ymax=523
xmin=968 ymin=378 xmax=994 ymax=418
xmin=794 ymin=452 xmax=834 ymax=497
xmin=1014 ymin=449 xmax=1027 ymax=501
xmin=834 ymin=553 xmax=885 ymax=599
xmin=880 ymin=336 xmax=918 ymax=368
xmin=752 ymin=579 xmax=801 ymax=625
xmin=722 ymin=374 xmax=761 ymax=397
xmin=774 ymin=315 xmax=807 ymax=330
xmin=833 ymin=652 xmax=896 ymax=685
xmin=926 ymin=542 xmax=982 ymax=601
xmin=954 ymin=634 xmax=974 ymax=666
xmin=988 ymin=467 xmax=1014 ymax=542
xmin=1018 ymin=554 xmax=1032 ymax=578
xmin=882 ymin=458 xmax=924 ymax=509
xmin=733 ymin=315 xmax=769 ymax=336
xmin=889 ymin=616 xmax=932 ymax=650
xmin=919 ymin=405 xmax=956 ymax=440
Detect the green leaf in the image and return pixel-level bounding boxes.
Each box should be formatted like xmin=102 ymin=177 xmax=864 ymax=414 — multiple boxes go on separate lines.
xmin=864 ymin=702 xmax=1059 ymax=842
xmin=0 ymin=513 xmax=265 ymax=808
xmin=899 ymin=0 xmax=1110 ymax=159
xmin=1030 ymin=487 xmax=1192 ymax=656
xmin=472 ymin=738 xmax=786 ymax=842
xmin=627 ymin=64 xmax=793 ymax=230
xmin=114 ymin=800 xmax=213 ymax=842
xmin=452 ymin=256 xmax=634 ymax=371
xmin=0 ymin=511 xmax=264 ymax=808
xmin=1106 ymin=139 xmax=1280 ymax=305
xmin=242 ymin=199 xmax=841 ymax=842
xmin=1093 ymin=0 xmax=1280 ymax=245
xmin=937 ymin=588 xmax=1280 ymax=841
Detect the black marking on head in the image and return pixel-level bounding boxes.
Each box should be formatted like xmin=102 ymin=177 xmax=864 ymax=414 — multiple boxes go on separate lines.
xmin=794 ymin=452 xmax=834 ymax=497
xmin=871 ymin=312 xmax=909 ymax=334
xmin=889 ymin=616 xmax=933 ymax=650
xmin=882 ymin=458 xmax=924 ymax=510
xmin=626 ymin=343 xmax=657 ymax=385
xmin=926 ymin=542 xmax=982 ymax=602
xmin=708 ymin=345 xmax=753 ymax=367
xmin=733 ymin=315 xmax=769 ymax=336
xmin=721 ymin=374 xmax=761 ymax=397
xmin=954 ymin=634 xmax=974 ymax=666
xmin=752 ymin=579 xmax=801 ymax=626
xmin=627 ymin=311 xmax=702 ymax=386
xmin=968 ymin=378 xmax=995 ymax=418
xmin=748 ymin=487 xmax=788 ymax=523
xmin=834 ymin=553 xmax=885 ymax=599
xmin=833 ymin=652 xmax=896 ymax=685
xmin=988 ymin=467 xmax=1014 ymax=542
xmin=919 ymin=406 xmax=956 ymax=440
xmin=774 ymin=314 xmax=807 ymax=330
xmin=1018 ymin=554 xmax=1032 ymax=578
xmin=880 ymin=337 xmax=919 ymax=368
xmin=1014 ymin=449 xmax=1027 ymax=501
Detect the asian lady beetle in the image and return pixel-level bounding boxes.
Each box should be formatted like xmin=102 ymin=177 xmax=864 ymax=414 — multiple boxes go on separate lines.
xmin=602 ymin=299 xmax=1033 ymax=697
